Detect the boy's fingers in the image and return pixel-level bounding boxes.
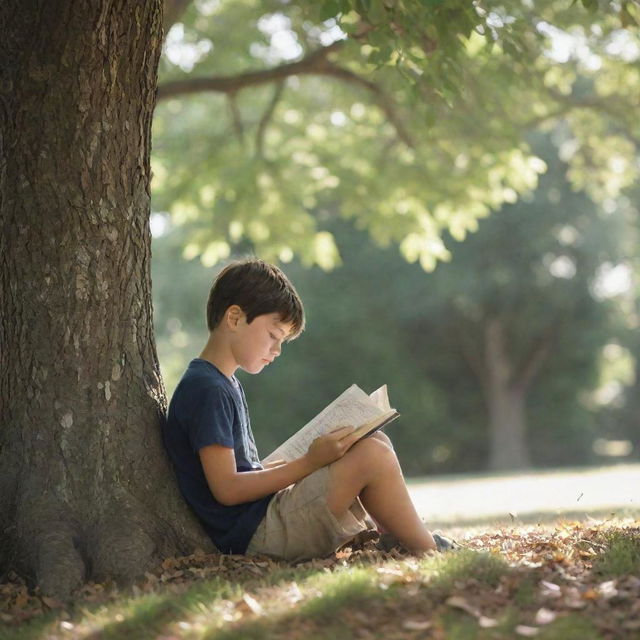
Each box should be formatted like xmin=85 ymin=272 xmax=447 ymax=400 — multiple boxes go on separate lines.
xmin=328 ymin=425 xmax=355 ymax=437
xmin=343 ymin=430 xmax=362 ymax=447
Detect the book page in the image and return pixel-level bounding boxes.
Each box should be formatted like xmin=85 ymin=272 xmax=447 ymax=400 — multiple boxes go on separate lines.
xmin=369 ymin=385 xmax=390 ymax=412
xmin=263 ymin=384 xmax=388 ymax=464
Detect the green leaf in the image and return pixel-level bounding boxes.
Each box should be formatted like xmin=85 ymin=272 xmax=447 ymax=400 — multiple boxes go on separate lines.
xmin=320 ymin=0 xmax=340 ymax=21
xmin=367 ymin=0 xmax=387 ymax=24
xmin=355 ymin=0 xmax=371 ymax=17
xmin=621 ymin=2 xmax=639 ymax=27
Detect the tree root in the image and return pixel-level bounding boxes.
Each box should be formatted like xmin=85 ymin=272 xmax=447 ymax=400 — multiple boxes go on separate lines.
xmin=35 ymin=528 xmax=85 ymax=599
xmin=89 ymin=517 xmax=155 ymax=584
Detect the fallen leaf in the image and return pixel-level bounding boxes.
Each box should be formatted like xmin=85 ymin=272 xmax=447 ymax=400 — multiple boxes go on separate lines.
xmin=39 ymin=596 xmax=62 ymax=610
xmin=376 ymin=567 xmax=404 ymax=576
xmin=446 ymin=596 xmax=481 ymax=618
xmin=563 ymin=586 xmax=587 ymax=609
xmin=598 ymin=580 xmax=618 ymax=600
xmin=478 ymin=616 xmax=498 ymax=628
xmin=402 ymin=619 xmax=432 ymax=631
xmin=13 ymin=590 xmax=29 ymax=609
xmin=534 ymin=608 xmax=556 ymax=625
xmin=238 ymin=593 xmax=263 ymax=616
xmin=515 ymin=624 xmax=539 ymax=636
xmin=286 ymin=581 xmax=304 ymax=604
xmin=539 ymin=580 xmax=561 ymax=597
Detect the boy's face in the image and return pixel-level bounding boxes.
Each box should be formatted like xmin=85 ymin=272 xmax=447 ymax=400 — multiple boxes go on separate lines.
xmin=230 ymin=311 xmax=293 ymax=375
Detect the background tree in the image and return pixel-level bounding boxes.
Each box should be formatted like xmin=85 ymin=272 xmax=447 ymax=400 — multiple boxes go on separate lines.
xmin=405 ymin=136 xmax=627 ymax=470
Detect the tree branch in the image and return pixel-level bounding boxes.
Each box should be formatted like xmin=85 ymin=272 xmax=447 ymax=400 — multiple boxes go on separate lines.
xmin=157 ymin=42 xmax=345 ymax=98
xmin=318 ymin=64 xmax=415 ymax=149
xmin=512 ymin=324 xmax=557 ymax=392
xmin=545 ymin=88 xmax=640 ymax=148
xmin=519 ymin=106 xmax=573 ymax=130
xmin=227 ymin=93 xmax=244 ymax=144
xmin=450 ymin=317 xmax=487 ymax=392
xmin=255 ymin=81 xmax=285 ymax=159
xmin=157 ymin=41 xmax=415 ymax=148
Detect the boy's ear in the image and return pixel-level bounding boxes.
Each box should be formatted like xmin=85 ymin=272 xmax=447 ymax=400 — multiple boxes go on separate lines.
xmin=225 ymin=305 xmax=244 ymax=330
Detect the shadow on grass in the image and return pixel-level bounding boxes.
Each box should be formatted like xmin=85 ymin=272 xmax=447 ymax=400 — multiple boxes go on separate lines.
xmin=201 ymin=551 xmax=514 ymax=640
xmin=3 ymin=527 xmax=636 ymax=640
xmin=0 ymin=562 xmax=343 ymax=640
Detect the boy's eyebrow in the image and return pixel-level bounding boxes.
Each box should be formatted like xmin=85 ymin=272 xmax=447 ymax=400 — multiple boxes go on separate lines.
xmin=273 ymin=323 xmax=294 ymax=339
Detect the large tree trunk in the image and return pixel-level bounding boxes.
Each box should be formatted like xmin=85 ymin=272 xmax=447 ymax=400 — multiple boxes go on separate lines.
xmin=0 ymin=0 xmax=212 ymax=599
xmin=484 ymin=319 xmax=532 ymax=470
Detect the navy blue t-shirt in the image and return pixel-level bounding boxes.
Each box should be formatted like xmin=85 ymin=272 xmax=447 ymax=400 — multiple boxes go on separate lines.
xmin=163 ymin=358 xmax=274 ymax=554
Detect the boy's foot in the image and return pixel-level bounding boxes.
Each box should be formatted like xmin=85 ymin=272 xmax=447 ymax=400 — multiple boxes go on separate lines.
xmin=374 ymin=531 xmax=462 ymax=554
xmin=374 ymin=532 xmax=409 ymax=553
xmin=432 ymin=532 xmax=462 ymax=552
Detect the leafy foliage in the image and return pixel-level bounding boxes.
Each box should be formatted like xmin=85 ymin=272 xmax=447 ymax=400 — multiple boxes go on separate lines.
xmin=152 ymin=0 xmax=640 ymax=270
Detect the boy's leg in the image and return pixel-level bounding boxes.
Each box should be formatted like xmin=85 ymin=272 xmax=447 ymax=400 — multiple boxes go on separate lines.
xmin=365 ymin=432 xmax=393 ymax=533
xmin=326 ymin=436 xmax=436 ymax=553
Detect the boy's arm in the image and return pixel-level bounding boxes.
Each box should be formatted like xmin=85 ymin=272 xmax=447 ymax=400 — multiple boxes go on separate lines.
xmin=262 ymin=459 xmax=287 ymax=469
xmin=199 ymin=425 xmax=359 ymax=506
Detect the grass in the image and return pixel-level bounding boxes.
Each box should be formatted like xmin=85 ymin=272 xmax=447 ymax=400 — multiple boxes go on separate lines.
xmin=537 ymin=616 xmax=602 ymax=640
xmin=2 ymin=521 xmax=640 ymax=640
xmin=591 ymin=528 xmax=640 ymax=577
xmin=425 ymin=548 xmax=510 ymax=591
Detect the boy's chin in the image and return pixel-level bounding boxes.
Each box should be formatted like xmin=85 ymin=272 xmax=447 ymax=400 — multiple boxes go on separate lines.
xmin=241 ymin=362 xmax=268 ymax=375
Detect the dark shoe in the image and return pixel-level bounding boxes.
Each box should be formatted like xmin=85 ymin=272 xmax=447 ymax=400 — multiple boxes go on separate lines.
xmin=375 ymin=531 xmax=462 ymax=554
xmin=374 ymin=532 xmax=408 ymax=553
xmin=432 ymin=532 xmax=462 ymax=552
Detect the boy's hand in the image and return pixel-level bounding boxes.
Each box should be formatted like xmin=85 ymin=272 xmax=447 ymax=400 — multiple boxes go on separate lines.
xmin=306 ymin=425 xmax=360 ymax=470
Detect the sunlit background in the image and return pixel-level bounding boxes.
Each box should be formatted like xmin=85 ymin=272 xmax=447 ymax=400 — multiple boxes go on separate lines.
xmin=150 ymin=1 xmax=640 ymax=486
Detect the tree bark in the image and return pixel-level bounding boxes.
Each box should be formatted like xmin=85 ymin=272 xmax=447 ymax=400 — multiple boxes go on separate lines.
xmin=0 ymin=0 xmax=212 ymax=599
xmin=484 ymin=319 xmax=532 ymax=470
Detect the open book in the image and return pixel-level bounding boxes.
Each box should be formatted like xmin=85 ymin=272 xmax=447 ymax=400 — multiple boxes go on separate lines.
xmin=262 ymin=384 xmax=399 ymax=464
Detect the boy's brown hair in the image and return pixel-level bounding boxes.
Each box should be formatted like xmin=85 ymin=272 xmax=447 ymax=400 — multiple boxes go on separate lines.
xmin=207 ymin=258 xmax=305 ymax=338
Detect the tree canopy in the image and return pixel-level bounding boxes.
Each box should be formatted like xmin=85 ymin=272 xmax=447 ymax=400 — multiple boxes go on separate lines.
xmin=152 ymin=0 xmax=640 ymax=270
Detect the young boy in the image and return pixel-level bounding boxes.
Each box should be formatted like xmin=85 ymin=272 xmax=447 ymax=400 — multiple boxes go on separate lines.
xmin=163 ymin=258 xmax=450 ymax=561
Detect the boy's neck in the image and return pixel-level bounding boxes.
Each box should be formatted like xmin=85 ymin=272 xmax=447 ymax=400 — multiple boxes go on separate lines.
xmin=199 ymin=331 xmax=237 ymax=380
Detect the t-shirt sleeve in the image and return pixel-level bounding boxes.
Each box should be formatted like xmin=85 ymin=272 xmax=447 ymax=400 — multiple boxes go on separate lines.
xmin=188 ymin=386 xmax=235 ymax=453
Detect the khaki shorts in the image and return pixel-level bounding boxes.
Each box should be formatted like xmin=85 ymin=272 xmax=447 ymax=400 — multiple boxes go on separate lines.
xmin=245 ymin=465 xmax=376 ymax=562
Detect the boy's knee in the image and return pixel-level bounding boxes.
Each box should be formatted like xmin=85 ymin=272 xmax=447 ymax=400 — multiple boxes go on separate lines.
xmin=347 ymin=435 xmax=398 ymax=474
xmin=370 ymin=430 xmax=393 ymax=450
